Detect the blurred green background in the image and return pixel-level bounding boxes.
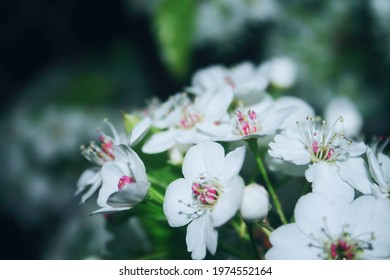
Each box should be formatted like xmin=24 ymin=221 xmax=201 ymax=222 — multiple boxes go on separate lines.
xmin=1 ymin=0 xmax=389 ymax=259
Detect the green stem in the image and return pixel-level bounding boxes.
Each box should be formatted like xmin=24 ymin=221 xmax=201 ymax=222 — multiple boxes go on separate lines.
xmin=147 ymin=185 xmax=165 ymax=205
xmin=258 ymin=222 xmax=273 ymax=237
xmin=231 ymin=218 xmax=249 ymax=241
xmin=301 ymin=180 xmax=311 ymax=197
xmin=246 ymin=223 xmax=260 ymax=259
xmin=147 ymin=175 xmax=167 ymax=191
xmin=247 ymin=140 xmax=288 ymax=225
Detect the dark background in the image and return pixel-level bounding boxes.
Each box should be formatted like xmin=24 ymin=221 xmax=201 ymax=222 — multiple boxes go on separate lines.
xmin=1 ymin=0 xmax=389 ymax=259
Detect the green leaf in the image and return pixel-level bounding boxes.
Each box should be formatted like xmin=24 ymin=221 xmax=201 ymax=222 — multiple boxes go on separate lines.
xmin=122 ymin=113 xmax=141 ymax=134
xmin=153 ymin=0 xmax=197 ymax=79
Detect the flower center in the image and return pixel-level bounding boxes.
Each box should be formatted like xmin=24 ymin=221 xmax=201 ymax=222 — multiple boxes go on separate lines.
xmin=81 ymin=119 xmax=120 ymax=165
xmin=99 ymin=135 xmax=115 ymax=160
xmin=191 ymin=174 xmax=222 ymax=208
xmin=234 ymin=110 xmax=261 ymax=136
xmin=297 ymin=115 xmax=352 ymax=163
xmin=178 ymin=104 xmax=202 ymax=129
xmin=117 ymin=175 xmax=136 ymax=190
xmin=324 ymin=232 xmax=369 ymax=260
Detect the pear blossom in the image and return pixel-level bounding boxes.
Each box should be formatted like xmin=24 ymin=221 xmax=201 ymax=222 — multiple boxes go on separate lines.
xmin=186 ymin=62 xmax=269 ymax=105
xmin=76 ymin=118 xmax=151 ymax=203
xmin=199 ymin=97 xmax=297 ymax=142
xmin=266 ymin=193 xmax=390 ymax=259
xmin=240 ymin=183 xmax=270 ymax=222
xmin=268 ymin=115 xmax=371 ymax=202
xmin=265 ymin=96 xmax=315 ymax=176
xmin=163 ymin=141 xmax=246 ymax=259
xmin=91 ymin=144 xmax=150 ymax=215
xmin=259 ymin=57 xmax=297 ymax=89
xmin=367 ymin=138 xmax=390 ymax=199
xmin=142 ymin=89 xmax=233 ymax=154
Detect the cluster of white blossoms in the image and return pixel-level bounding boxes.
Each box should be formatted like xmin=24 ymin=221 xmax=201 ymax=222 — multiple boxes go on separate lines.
xmin=77 ymin=60 xmax=390 ymax=260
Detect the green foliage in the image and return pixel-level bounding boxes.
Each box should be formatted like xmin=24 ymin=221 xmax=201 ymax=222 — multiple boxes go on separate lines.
xmin=153 ymin=0 xmax=197 ymax=79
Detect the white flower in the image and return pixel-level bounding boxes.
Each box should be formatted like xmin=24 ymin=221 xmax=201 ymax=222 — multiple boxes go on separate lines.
xmin=264 ymin=96 xmax=315 ymax=176
xmin=76 ymin=118 xmax=151 ymax=203
xmin=163 ymin=141 xmax=246 ymax=259
xmin=266 ymin=193 xmax=390 ymax=259
xmin=91 ymin=144 xmax=150 ymax=215
xmin=200 ymin=96 xmax=297 ymax=142
xmin=367 ymin=139 xmax=390 ymax=199
xmin=187 ymin=62 xmax=268 ymax=105
xmin=268 ymin=115 xmax=371 ymax=202
xmin=259 ymin=57 xmax=297 ymax=89
xmin=142 ymin=89 xmax=233 ymax=154
xmin=240 ymin=183 xmax=270 ymax=222
xmin=324 ymin=96 xmax=363 ymax=138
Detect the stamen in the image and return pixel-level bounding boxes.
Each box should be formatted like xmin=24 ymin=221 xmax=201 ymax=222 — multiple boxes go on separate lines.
xmin=177 ymin=199 xmax=205 ymax=219
xmin=234 ymin=110 xmax=261 ymax=136
xmin=191 ymin=173 xmax=222 ymax=209
xmin=178 ymin=104 xmax=201 ymax=129
xmin=117 ymin=175 xmax=135 ymax=190
xmin=300 ymin=115 xmax=352 ymax=162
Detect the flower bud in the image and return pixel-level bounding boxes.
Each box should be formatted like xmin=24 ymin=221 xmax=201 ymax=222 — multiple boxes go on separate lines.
xmin=240 ymin=183 xmax=270 ymax=222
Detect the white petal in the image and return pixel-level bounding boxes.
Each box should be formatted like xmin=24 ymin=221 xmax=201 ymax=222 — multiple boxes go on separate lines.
xmin=80 ymin=175 xmax=102 ymax=203
xmin=128 ymin=117 xmax=152 ymax=146
xmin=344 ymin=196 xmax=390 ymax=259
xmin=230 ymin=61 xmax=256 ymax=80
xmin=219 ymin=145 xmax=246 ymax=184
xmin=182 ymin=141 xmax=225 ymax=181
xmin=114 ymin=144 xmax=147 ymax=182
xmin=97 ymin=161 xmax=129 ymax=206
xmin=107 ymin=181 xmax=150 ymax=207
xmin=141 ymin=129 xmax=177 ymax=154
xmin=367 ymin=147 xmax=387 ymax=187
xmin=259 ymin=105 xmax=298 ymax=136
xmin=265 ymin=154 xmax=307 ymax=177
xmin=203 ymin=87 xmax=234 ymax=121
xmin=366 ymin=199 xmax=390 ymax=258
xmin=90 ymin=206 xmax=131 ymax=215
xmin=191 ymin=65 xmax=227 ymax=92
xmin=343 ymin=195 xmax=375 ymax=236
xmin=305 ymin=162 xmax=355 ymax=203
xmin=266 ymin=224 xmax=321 ymax=260
xmin=212 ymin=176 xmax=245 ymax=227
xmin=268 ymin=132 xmax=310 ymax=165
xmin=205 ymin=219 xmax=218 ymax=256
xmin=196 ymin=122 xmax=233 ymax=138
xmin=347 ymin=141 xmax=366 ymax=157
xmin=176 ymin=129 xmax=211 ymax=144
xmin=337 ymin=157 xmax=372 ymax=195
xmin=163 ymin=178 xmax=194 ymax=227
xmin=75 ymin=168 xmax=100 ymax=195
xmin=378 ymin=152 xmax=390 ymax=183
xmin=245 ymin=93 xmax=274 ymax=113
xmin=274 ymin=96 xmax=315 ymax=130
xmin=186 ymin=214 xmax=208 ymax=259
xmin=294 ymin=193 xmax=346 ymax=239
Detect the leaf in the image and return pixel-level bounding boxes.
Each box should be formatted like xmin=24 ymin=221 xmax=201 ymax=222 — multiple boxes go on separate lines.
xmin=123 ymin=113 xmax=141 ymax=134
xmin=153 ymin=0 xmax=197 ymax=79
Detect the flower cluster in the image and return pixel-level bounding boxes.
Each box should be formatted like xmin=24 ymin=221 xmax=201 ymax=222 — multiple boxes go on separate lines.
xmin=76 ymin=60 xmax=390 ymax=260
